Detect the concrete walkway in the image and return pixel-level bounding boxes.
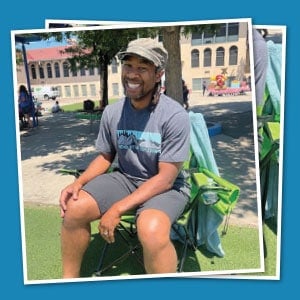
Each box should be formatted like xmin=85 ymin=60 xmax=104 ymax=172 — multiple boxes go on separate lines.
xmin=19 ymin=92 xmax=260 ymax=227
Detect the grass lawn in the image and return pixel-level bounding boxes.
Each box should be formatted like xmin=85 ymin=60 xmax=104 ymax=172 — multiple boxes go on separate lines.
xmin=61 ymin=99 xmax=119 ymax=112
xmin=22 ymin=203 xmax=277 ymax=281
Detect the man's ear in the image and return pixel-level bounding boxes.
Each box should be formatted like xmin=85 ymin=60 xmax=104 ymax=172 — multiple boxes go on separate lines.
xmin=156 ymin=70 xmax=164 ymax=83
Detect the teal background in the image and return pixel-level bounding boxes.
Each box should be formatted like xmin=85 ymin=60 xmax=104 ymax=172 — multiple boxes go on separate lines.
xmin=1 ymin=1 xmax=296 ymax=298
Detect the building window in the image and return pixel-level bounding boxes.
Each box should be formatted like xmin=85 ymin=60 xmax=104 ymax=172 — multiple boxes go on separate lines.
xmin=111 ymin=58 xmax=118 ymax=74
xmin=63 ymin=62 xmax=69 ymax=77
xmin=203 ymin=29 xmax=214 ymax=44
xmin=73 ymin=85 xmax=79 ymax=97
xmin=215 ymin=23 xmax=227 ymax=43
xmin=31 ymin=64 xmax=36 ymax=79
xmin=191 ymin=49 xmax=199 ymax=68
xmin=89 ymin=67 xmax=95 ymax=76
xmin=54 ymin=62 xmax=60 ymax=78
xmin=228 ymin=22 xmax=239 ymax=42
xmin=80 ymin=68 xmax=86 ymax=76
xmin=47 ymin=63 xmax=52 ymax=78
xmin=39 ymin=65 xmax=45 ymax=79
xmin=90 ymin=84 xmax=97 ymax=96
xmin=81 ymin=84 xmax=87 ymax=97
xmin=112 ymin=83 xmax=119 ymax=96
xmin=192 ymin=78 xmax=202 ymax=91
xmin=191 ymin=32 xmax=202 ymax=46
xmin=229 ymin=46 xmax=238 ymax=65
xmin=64 ymin=85 xmax=71 ymax=97
xmin=203 ymin=48 xmax=212 ymax=67
xmin=72 ymin=69 xmax=77 ymax=77
xmin=216 ymin=47 xmax=225 ymax=66
xmin=57 ymin=86 xmax=62 ymax=97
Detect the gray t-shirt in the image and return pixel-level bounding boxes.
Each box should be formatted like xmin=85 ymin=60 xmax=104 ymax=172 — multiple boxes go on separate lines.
xmin=95 ymin=94 xmax=190 ymax=195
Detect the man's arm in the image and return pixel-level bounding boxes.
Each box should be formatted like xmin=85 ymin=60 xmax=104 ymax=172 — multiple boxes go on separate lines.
xmin=75 ymin=152 xmax=113 ymax=187
xmin=59 ymin=153 xmax=113 ymax=217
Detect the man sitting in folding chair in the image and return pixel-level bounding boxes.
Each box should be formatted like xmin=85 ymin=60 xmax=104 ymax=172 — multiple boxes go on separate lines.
xmin=59 ymin=38 xmax=191 ymax=278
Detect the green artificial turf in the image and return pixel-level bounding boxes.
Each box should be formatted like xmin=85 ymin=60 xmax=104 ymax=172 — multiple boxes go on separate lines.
xmin=23 ymin=203 xmax=277 ymax=281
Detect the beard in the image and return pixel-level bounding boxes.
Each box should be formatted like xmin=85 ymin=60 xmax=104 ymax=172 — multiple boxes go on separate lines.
xmin=122 ymin=80 xmax=156 ymax=102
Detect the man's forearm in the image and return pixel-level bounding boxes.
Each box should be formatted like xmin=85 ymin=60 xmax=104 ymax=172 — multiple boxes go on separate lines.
xmin=76 ymin=153 xmax=113 ymax=186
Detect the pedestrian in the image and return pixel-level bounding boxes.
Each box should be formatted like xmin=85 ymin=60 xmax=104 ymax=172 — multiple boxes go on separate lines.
xmin=59 ymin=38 xmax=191 ymax=278
xmin=18 ymin=85 xmax=34 ymax=128
xmin=182 ymin=79 xmax=189 ymax=109
xmin=202 ymin=81 xmax=207 ymax=96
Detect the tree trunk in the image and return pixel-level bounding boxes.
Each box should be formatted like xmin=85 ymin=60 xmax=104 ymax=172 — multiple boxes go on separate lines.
xmin=99 ymin=61 xmax=109 ymax=108
xmin=162 ymin=26 xmax=183 ymax=105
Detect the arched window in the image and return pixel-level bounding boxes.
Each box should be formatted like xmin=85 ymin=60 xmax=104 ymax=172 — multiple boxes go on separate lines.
xmin=54 ymin=62 xmax=60 ymax=78
xmin=203 ymin=48 xmax=212 ymax=67
xmin=31 ymin=64 xmax=36 ymax=79
xmin=229 ymin=46 xmax=238 ymax=65
xmin=89 ymin=67 xmax=95 ymax=76
xmin=63 ymin=62 xmax=69 ymax=77
xmin=47 ymin=63 xmax=52 ymax=78
xmin=191 ymin=49 xmax=199 ymax=68
xmin=39 ymin=65 xmax=45 ymax=79
xmin=216 ymin=47 xmax=225 ymax=66
xmin=80 ymin=68 xmax=86 ymax=76
xmin=72 ymin=68 xmax=77 ymax=77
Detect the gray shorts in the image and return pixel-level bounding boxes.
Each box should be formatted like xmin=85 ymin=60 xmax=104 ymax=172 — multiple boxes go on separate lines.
xmin=82 ymin=171 xmax=189 ymax=223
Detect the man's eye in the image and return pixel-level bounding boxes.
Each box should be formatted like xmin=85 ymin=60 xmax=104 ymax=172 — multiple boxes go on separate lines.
xmin=138 ymin=67 xmax=147 ymax=73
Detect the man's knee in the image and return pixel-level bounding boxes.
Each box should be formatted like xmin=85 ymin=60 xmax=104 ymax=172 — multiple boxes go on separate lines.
xmin=63 ymin=191 xmax=101 ymax=228
xmin=137 ymin=209 xmax=171 ymax=249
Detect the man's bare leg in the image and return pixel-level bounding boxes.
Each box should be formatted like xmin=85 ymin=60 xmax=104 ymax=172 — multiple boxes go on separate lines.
xmin=61 ymin=190 xmax=101 ymax=278
xmin=137 ymin=209 xmax=177 ymax=274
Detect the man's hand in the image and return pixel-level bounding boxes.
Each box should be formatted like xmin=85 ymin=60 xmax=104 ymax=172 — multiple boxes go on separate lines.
xmin=98 ymin=205 xmax=121 ymax=244
xmin=59 ymin=181 xmax=83 ymax=218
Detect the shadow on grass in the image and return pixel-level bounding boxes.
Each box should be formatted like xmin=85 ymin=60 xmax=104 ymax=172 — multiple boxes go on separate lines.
xmin=80 ymin=232 xmax=145 ymax=277
xmin=80 ymin=233 xmax=211 ymax=278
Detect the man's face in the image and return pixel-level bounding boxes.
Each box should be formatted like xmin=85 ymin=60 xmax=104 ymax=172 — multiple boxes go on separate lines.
xmin=121 ymin=55 xmax=163 ymax=102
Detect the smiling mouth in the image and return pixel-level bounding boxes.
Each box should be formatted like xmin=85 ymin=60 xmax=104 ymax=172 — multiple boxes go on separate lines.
xmin=127 ymin=82 xmax=141 ymax=90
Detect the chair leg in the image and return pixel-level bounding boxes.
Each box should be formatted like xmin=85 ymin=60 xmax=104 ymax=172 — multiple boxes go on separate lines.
xmin=172 ymin=225 xmax=197 ymax=272
xmin=94 ymin=223 xmax=144 ymax=276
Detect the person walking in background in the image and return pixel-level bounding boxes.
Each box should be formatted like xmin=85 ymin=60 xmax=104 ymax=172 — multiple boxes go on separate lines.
xmin=202 ymin=81 xmax=207 ymax=96
xmin=182 ymin=79 xmax=189 ymax=110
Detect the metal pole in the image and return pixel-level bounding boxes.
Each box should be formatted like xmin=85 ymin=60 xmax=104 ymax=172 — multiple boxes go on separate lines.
xmin=21 ymin=43 xmax=37 ymax=127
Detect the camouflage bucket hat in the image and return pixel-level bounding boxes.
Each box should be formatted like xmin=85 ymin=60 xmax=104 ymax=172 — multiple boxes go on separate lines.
xmin=118 ymin=38 xmax=168 ymax=70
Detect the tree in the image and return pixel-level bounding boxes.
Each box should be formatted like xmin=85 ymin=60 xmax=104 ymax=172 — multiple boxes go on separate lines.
xmin=162 ymin=26 xmax=183 ymax=104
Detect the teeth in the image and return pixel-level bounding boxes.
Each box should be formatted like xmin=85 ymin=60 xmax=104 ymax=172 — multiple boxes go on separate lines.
xmin=128 ymin=83 xmax=140 ymax=89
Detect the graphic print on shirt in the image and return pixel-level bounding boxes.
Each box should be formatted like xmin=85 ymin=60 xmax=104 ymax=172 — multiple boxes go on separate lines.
xmin=117 ymin=130 xmax=161 ymax=154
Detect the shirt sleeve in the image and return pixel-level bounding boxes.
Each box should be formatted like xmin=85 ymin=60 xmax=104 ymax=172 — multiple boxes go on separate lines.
xmin=159 ymin=110 xmax=190 ymax=163
xmin=95 ymin=107 xmax=116 ymax=156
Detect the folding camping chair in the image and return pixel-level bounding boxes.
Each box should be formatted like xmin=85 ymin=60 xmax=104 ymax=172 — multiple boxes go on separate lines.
xmin=60 ymin=148 xmax=240 ymax=275
xmin=258 ymin=39 xmax=282 ymax=223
